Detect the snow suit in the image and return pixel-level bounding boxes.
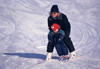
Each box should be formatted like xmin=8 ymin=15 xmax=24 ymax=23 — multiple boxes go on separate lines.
xmin=48 ymin=29 xmax=68 ymax=56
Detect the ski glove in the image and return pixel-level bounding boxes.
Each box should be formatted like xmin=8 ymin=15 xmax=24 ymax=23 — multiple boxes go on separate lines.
xmin=58 ymin=33 xmax=64 ymax=41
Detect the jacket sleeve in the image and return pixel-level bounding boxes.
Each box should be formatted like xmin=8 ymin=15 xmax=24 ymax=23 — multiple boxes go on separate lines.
xmin=62 ymin=14 xmax=71 ymax=32
xmin=48 ymin=18 xmax=52 ymax=31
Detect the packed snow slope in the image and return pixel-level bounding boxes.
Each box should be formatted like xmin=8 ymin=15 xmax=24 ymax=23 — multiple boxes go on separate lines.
xmin=0 ymin=0 xmax=100 ymax=69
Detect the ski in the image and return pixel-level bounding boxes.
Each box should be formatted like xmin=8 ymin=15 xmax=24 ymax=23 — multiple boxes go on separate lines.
xmin=59 ymin=57 xmax=69 ymax=64
xmin=62 ymin=55 xmax=83 ymax=63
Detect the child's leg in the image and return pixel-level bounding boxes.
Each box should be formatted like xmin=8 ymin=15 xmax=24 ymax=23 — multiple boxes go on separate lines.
xmin=54 ymin=34 xmax=68 ymax=57
xmin=54 ymin=35 xmax=64 ymax=57
xmin=58 ymin=34 xmax=69 ymax=56
xmin=54 ymin=37 xmax=62 ymax=56
xmin=59 ymin=39 xmax=68 ymax=55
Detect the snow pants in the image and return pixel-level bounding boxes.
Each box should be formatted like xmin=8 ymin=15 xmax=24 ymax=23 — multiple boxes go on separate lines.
xmin=47 ymin=31 xmax=75 ymax=53
xmin=47 ymin=33 xmax=68 ymax=56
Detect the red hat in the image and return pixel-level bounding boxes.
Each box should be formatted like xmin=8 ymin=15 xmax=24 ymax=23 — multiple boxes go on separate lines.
xmin=51 ymin=23 xmax=60 ymax=33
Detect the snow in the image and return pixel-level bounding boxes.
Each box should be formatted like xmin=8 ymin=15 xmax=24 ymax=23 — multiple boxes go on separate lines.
xmin=0 ymin=0 xmax=100 ymax=69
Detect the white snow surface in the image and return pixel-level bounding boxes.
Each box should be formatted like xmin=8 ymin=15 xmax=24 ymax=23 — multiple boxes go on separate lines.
xmin=0 ymin=0 xmax=100 ymax=69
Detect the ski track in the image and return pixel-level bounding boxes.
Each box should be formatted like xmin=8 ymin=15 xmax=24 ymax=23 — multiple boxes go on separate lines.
xmin=0 ymin=0 xmax=100 ymax=69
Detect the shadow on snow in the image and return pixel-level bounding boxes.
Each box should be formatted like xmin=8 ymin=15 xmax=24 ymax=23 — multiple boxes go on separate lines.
xmin=4 ymin=53 xmax=46 ymax=60
xmin=3 ymin=53 xmax=59 ymax=60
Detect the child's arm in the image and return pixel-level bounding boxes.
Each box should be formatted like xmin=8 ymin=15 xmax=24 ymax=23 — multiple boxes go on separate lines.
xmin=58 ymin=29 xmax=65 ymax=40
xmin=48 ymin=31 xmax=54 ymax=42
xmin=48 ymin=31 xmax=54 ymax=35
xmin=58 ymin=29 xmax=65 ymax=35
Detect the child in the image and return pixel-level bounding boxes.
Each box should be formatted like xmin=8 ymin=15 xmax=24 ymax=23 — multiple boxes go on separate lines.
xmin=48 ymin=23 xmax=68 ymax=60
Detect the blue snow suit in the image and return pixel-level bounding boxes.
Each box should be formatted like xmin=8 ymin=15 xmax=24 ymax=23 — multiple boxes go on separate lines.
xmin=48 ymin=29 xmax=68 ymax=56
